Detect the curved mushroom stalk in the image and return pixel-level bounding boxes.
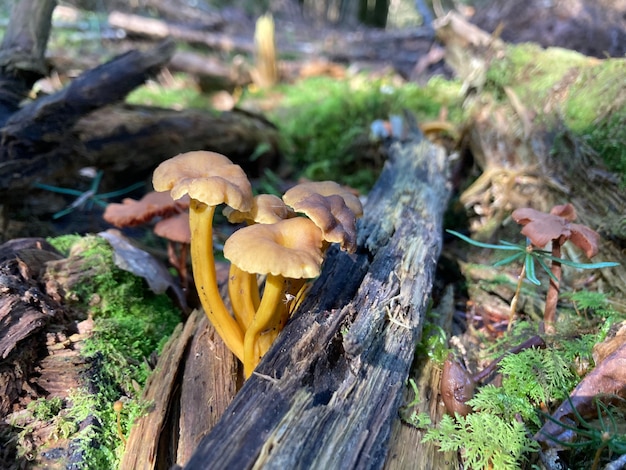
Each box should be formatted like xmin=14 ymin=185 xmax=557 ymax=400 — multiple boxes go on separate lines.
xmin=223 ymin=217 xmax=325 ymax=378
xmin=190 ymin=201 xmax=244 ymax=360
xmin=153 ymin=151 xmax=254 ymax=362
xmin=228 ymin=264 xmax=260 ymax=331
xmin=243 ymin=273 xmax=289 ymax=377
xmin=253 ymin=277 xmax=308 ymax=368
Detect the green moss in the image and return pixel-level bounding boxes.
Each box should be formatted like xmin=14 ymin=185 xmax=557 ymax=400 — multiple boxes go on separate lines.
xmin=45 ymin=234 xmax=180 ymax=468
xmin=484 ymin=44 xmax=626 ymax=183
xmin=423 ymin=412 xmax=540 ymax=469
xmin=424 ymin=313 xmax=613 ymax=468
xmin=581 ymin=111 xmax=626 ymax=185
xmin=27 ymin=397 xmax=64 ymax=422
xmin=48 ymin=233 xmax=83 ymax=256
xmin=262 ymin=74 xmax=464 ymax=192
xmin=126 ymin=76 xmax=216 ymax=110
xmin=486 ymin=43 xmax=590 ymax=102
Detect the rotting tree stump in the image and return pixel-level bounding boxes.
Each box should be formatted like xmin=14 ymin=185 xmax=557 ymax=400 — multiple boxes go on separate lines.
xmin=120 ymin=122 xmax=453 ymax=469
xmin=434 ymin=12 xmax=626 ymax=299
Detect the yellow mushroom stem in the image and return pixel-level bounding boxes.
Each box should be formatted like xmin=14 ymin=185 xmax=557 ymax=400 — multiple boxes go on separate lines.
xmin=254 ymin=278 xmax=307 ymax=360
xmin=228 ymin=264 xmax=260 ymax=331
xmin=243 ymin=273 xmax=290 ymax=377
xmin=189 ymin=199 xmax=244 ymax=360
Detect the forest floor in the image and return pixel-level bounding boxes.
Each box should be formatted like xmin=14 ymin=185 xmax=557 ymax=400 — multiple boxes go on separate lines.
xmin=0 ymin=1 xmax=625 ymax=469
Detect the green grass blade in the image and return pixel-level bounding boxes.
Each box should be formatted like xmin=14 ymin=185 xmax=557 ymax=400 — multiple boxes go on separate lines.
xmin=525 ymin=254 xmax=541 ymax=285
xmin=98 ymin=181 xmax=145 ymax=199
xmin=540 ymin=254 xmax=620 ymax=270
xmin=34 ymin=183 xmax=84 ymax=196
xmin=446 ymin=230 xmax=522 ymax=251
xmin=535 ymin=255 xmax=559 ymax=283
xmin=493 ymin=252 xmax=525 ymax=267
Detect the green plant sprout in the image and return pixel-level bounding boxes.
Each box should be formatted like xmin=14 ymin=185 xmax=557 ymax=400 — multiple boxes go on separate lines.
xmin=446 ymin=229 xmax=619 ymax=327
xmin=35 ymin=170 xmax=144 ymax=219
xmin=399 ymin=378 xmax=432 ymax=429
xmin=540 ymin=396 xmax=626 ymax=470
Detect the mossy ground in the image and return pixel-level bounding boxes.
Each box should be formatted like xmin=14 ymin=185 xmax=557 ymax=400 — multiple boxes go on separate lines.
xmin=34 ymin=234 xmax=182 ymax=468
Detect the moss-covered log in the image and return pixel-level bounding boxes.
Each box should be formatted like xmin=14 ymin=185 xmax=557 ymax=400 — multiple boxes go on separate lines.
xmin=435 ymin=12 xmax=626 ymax=299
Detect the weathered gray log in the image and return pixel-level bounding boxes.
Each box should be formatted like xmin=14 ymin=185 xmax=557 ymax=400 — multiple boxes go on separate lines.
xmin=184 ymin=123 xmax=452 ymax=469
xmin=108 ymin=11 xmax=256 ymax=54
xmin=0 ymin=37 xmax=176 ymax=191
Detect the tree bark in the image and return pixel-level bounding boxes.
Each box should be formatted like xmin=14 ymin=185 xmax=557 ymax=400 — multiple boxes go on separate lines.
xmin=178 ymin=122 xmax=451 ymax=468
xmin=0 ymin=0 xmax=55 ymax=122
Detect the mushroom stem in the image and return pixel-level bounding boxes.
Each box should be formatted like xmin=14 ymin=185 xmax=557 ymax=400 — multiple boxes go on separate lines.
xmin=254 ymin=278 xmax=307 ymax=359
xmin=544 ymin=239 xmax=562 ymax=325
xmin=228 ymin=264 xmax=260 ymax=331
xmin=190 ymin=200 xmax=244 ymax=360
xmin=243 ymin=273 xmax=288 ymax=377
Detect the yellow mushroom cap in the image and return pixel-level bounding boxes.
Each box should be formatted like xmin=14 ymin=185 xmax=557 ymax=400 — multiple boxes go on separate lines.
xmin=223 ymin=217 xmax=324 ymax=279
xmin=282 ymin=181 xmax=362 ymax=253
xmin=223 ymin=194 xmax=294 ymax=225
xmin=152 ymin=151 xmax=253 ymax=212
xmin=282 ymin=181 xmax=363 ymax=218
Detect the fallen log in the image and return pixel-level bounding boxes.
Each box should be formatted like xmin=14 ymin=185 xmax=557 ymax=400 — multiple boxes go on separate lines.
xmin=108 ymin=11 xmax=256 ymax=54
xmin=154 ymin=123 xmax=450 ymax=468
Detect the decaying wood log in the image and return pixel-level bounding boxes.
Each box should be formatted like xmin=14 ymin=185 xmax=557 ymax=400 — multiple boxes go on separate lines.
xmin=0 ymin=0 xmax=282 ymax=241
xmin=0 ymin=237 xmax=99 ymax=468
xmin=73 ymin=104 xmax=280 ymax=189
xmin=119 ymin=309 xmax=240 ymax=470
xmin=0 ymin=238 xmax=65 ymax=416
xmin=384 ymin=285 xmax=459 ymax=470
xmin=167 ymin=124 xmax=451 ymax=468
xmin=169 ymin=50 xmax=252 ymax=90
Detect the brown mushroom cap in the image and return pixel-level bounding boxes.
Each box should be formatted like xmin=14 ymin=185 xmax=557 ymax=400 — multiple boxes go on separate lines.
xmin=290 ymin=192 xmax=358 ymax=253
xmin=152 ymin=151 xmax=253 ymax=211
xmin=512 ymin=204 xmax=600 ymax=258
xmin=103 ymin=191 xmax=190 ymax=228
xmin=223 ymin=194 xmax=294 ymax=225
xmin=154 ymin=212 xmax=191 ymax=244
xmin=283 ymin=181 xmax=363 ymax=218
xmin=223 ymin=217 xmax=324 ymax=279
xmin=282 ymin=181 xmax=363 ymax=253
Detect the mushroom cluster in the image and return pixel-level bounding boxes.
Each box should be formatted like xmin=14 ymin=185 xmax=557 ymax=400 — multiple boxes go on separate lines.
xmin=152 ymin=151 xmax=363 ymax=377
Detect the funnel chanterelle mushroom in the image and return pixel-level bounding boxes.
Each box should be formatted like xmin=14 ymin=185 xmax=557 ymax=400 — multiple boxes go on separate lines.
xmin=223 ymin=194 xmax=295 ymax=332
xmin=283 ymin=181 xmax=363 ymax=254
xmin=153 ymin=151 xmax=253 ymax=361
xmin=223 ymin=217 xmax=324 ymax=377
